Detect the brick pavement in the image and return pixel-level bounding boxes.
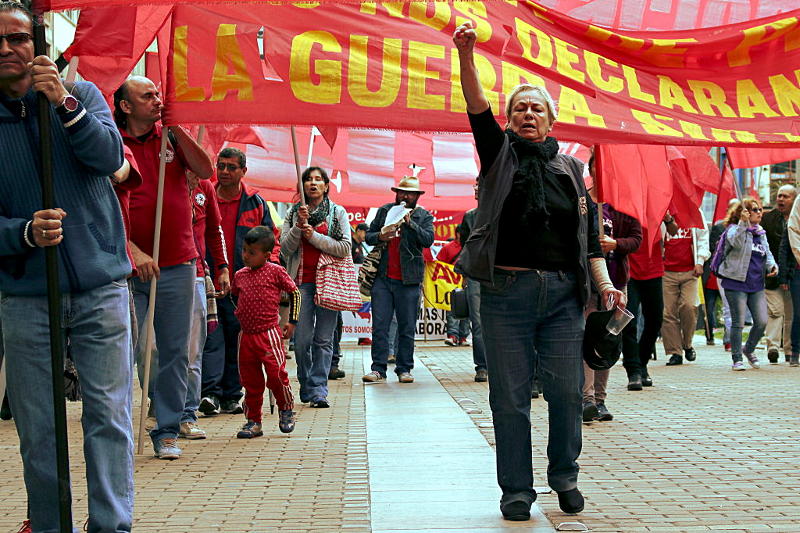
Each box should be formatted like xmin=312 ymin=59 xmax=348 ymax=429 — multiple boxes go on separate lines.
xmin=1 ymin=336 xmax=798 ymax=532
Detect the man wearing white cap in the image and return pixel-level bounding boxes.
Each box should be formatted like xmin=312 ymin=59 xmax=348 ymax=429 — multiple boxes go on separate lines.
xmin=362 ymin=176 xmax=434 ymax=383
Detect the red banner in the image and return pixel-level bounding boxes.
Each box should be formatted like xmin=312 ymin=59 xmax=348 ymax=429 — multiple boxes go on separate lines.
xmin=161 ymin=2 xmax=800 ymax=146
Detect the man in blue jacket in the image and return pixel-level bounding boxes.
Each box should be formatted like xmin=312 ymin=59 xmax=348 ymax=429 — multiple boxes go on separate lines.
xmin=0 ymin=3 xmax=132 ymax=530
xmin=362 ymin=176 xmax=434 ymax=384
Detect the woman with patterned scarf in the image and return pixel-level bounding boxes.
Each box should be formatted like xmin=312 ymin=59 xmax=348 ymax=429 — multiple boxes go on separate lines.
xmin=453 ymin=22 xmax=626 ymax=521
xmin=280 ymin=167 xmax=351 ymax=408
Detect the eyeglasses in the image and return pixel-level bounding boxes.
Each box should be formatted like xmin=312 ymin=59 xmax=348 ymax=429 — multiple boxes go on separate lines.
xmin=216 ymin=162 xmax=240 ymax=172
xmin=0 ymin=33 xmax=32 ymax=46
xmin=750 ymin=207 xmax=763 ymax=213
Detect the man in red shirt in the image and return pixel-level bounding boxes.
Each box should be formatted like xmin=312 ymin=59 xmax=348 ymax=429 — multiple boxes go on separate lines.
xmin=114 ymin=76 xmax=213 ymax=460
xmin=199 ymin=147 xmax=281 ymax=416
xmin=662 ymin=213 xmax=710 ymax=366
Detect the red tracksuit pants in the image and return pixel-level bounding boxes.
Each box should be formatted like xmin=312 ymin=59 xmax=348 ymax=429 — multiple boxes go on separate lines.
xmin=238 ymin=327 xmax=294 ymax=422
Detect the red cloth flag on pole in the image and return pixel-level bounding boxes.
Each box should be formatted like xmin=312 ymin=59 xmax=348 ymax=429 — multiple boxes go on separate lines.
xmin=727 ymin=148 xmax=800 ymax=169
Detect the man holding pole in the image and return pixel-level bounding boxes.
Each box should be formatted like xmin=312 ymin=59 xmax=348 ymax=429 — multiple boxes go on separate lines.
xmin=0 ymin=2 xmax=133 ymax=529
xmin=114 ymin=76 xmax=213 ymax=459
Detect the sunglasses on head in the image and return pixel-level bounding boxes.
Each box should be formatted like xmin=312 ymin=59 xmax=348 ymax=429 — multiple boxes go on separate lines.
xmin=216 ymin=162 xmax=239 ymax=171
xmin=0 ymin=32 xmax=32 ymax=46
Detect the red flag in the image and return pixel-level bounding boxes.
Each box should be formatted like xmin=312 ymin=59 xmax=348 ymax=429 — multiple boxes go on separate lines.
xmin=727 ymin=148 xmax=800 ymax=169
xmin=713 ymin=166 xmax=737 ymax=224
xmin=61 ymin=6 xmax=172 ymax=97
xmin=666 ymin=146 xmax=718 ymax=229
xmin=596 ymin=144 xmax=673 ymax=245
xmin=63 ymin=8 xmax=136 ymax=58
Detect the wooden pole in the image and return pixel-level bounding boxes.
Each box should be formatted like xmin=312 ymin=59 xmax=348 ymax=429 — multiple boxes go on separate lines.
xmin=136 ymin=133 xmax=169 ymax=455
xmin=290 ymin=126 xmax=306 ymax=205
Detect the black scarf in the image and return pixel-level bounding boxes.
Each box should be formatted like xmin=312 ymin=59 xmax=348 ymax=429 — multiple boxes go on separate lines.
xmin=290 ymin=197 xmax=343 ymax=240
xmin=505 ymin=131 xmax=559 ymax=226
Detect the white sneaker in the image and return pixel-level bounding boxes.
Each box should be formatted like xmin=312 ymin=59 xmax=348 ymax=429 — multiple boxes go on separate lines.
xmin=732 ymin=361 xmax=746 ymax=371
xmin=362 ymin=371 xmax=386 ymax=383
xmin=744 ymin=353 xmax=760 ymax=369
xmin=179 ymin=422 xmax=207 ymax=440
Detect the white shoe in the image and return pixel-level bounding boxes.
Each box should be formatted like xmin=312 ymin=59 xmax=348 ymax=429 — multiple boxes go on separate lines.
xmin=179 ymin=422 xmax=207 ymax=439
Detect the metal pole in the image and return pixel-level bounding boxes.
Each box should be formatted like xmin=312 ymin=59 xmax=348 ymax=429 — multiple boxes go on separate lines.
xmin=290 ymin=126 xmax=306 ymax=205
xmin=306 ymin=126 xmax=316 ymax=168
xmin=32 ymin=12 xmax=73 ymax=531
xmin=136 ymin=133 xmax=169 ymax=455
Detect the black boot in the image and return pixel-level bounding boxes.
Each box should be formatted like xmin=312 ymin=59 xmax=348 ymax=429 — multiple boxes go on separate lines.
xmin=0 ymin=394 xmax=11 ymax=421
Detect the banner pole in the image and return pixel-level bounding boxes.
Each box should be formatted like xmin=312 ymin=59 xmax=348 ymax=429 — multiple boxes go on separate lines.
xmin=290 ymin=126 xmax=306 ymax=205
xmin=136 ymin=132 xmax=169 ymax=455
xmin=31 ymin=8 xmax=73 ymax=530
xmin=306 ymin=126 xmax=316 ymax=168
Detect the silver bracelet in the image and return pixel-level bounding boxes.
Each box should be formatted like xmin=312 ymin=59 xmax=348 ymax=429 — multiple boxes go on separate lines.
xmin=22 ymin=220 xmax=36 ymax=248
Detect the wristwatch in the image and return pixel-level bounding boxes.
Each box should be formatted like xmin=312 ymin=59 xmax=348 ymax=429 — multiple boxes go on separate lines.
xmin=56 ymin=94 xmax=79 ymax=114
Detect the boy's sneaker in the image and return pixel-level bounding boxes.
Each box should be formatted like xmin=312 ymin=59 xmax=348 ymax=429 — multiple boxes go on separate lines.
xmin=444 ymin=335 xmax=459 ymax=346
xmin=744 ymin=353 xmax=760 ymax=369
xmin=767 ymin=349 xmax=779 ymax=364
xmin=179 ymin=422 xmax=207 ymax=440
xmin=596 ymin=402 xmax=614 ymax=421
xmin=279 ymin=410 xmax=296 ymax=433
xmin=237 ymin=420 xmax=263 ymax=439
xmin=362 ymin=371 xmax=385 ymax=383
xmin=199 ymin=395 xmax=220 ymax=416
xmin=732 ymin=361 xmax=746 ymax=371
xmin=220 ymin=399 xmax=243 ymax=415
xmin=153 ymin=437 xmax=181 ymax=460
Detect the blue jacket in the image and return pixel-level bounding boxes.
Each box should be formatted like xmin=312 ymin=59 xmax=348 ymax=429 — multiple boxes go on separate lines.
xmin=0 ymin=82 xmax=127 ymax=295
xmin=717 ymin=221 xmax=777 ymax=283
xmin=366 ymin=203 xmax=434 ymax=285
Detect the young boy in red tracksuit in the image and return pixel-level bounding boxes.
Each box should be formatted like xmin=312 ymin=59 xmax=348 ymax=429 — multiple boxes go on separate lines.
xmin=233 ymin=226 xmax=301 ymax=437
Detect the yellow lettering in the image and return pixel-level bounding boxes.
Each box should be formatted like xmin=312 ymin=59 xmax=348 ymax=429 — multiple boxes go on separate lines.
xmin=558 ymin=87 xmax=605 ymax=127
xmin=769 ymin=71 xmax=800 ymax=116
xmin=727 ymin=17 xmax=799 ymax=67
xmin=450 ymin=49 xmax=499 ymax=112
xmin=640 ymin=38 xmax=695 ymax=68
xmin=657 ymin=75 xmax=697 ymax=114
xmin=585 ymin=24 xmax=645 ymax=50
xmin=622 ymin=65 xmax=656 ymax=104
xmin=407 ymin=40 xmax=446 ymax=110
xmin=553 ymin=38 xmax=585 ymax=84
xmin=173 ymin=25 xmax=205 ymax=102
xmin=782 ymin=132 xmax=800 ymax=142
xmin=687 ymin=80 xmax=736 ymax=117
xmin=678 ymin=120 xmax=710 ymax=140
xmin=735 ymin=79 xmax=779 ymax=118
xmin=408 ymin=1 xmax=450 ymax=31
xmin=584 ymin=51 xmax=623 ymax=93
xmin=453 ymin=1 xmax=491 ymax=43
xmin=711 ymin=128 xmax=735 ymax=143
xmin=348 ymin=35 xmax=402 ymax=108
xmin=501 ymin=61 xmax=545 ymax=96
xmin=289 ymin=31 xmax=342 ymax=104
xmin=631 ymin=109 xmax=683 ymax=137
xmin=515 ymin=17 xmax=553 ymax=69
xmin=210 ymin=24 xmax=253 ymax=101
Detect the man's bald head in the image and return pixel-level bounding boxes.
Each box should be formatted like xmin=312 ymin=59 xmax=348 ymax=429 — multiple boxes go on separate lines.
xmin=113 ymin=76 xmax=162 ymax=131
xmin=776 ymin=184 xmax=797 ymax=215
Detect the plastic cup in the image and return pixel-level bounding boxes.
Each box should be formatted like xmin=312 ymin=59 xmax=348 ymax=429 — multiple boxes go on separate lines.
xmin=606 ymin=306 xmax=634 ymax=335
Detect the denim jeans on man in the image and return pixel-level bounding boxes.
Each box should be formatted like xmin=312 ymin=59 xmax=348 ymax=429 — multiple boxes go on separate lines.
xmin=371 ymin=276 xmax=421 ymax=376
xmin=132 ymin=263 xmax=194 ymax=442
xmin=480 ymin=270 xmax=584 ymax=498
xmin=2 ymin=280 xmax=134 ymax=532
xmin=446 ymin=311 xmax=470 ymax=338
xmin=724 ymin=289 xmax=767 ymax=362
xmin=201 ymin=295 xmax=244 ymax=403
xmin=788 ymin=275 xmax=800 ymax=354
xmin=296 ymin=282 xmax=339 ymax=402
xmin=465 ymin=278 xmax=487 ymax=371
xmin=183 ymin=277 xmax=207 ymax=423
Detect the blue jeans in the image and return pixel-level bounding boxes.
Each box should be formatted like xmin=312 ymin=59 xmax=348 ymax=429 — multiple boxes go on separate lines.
xmin=724 ymin=288 xmax=767 ymax=363
xmin=788 ymin=275 xmax=800 ymax=354
xmin=183 ymin=277 xmax=207 ymax=423
xmin=466 ymin=278 xmax=487 ymax=371
xmin=480 ymin=270 xmax=584 ymax=497
xmin=201 ymin=295 xmax=243 ymax=402
xmin=2 ymin=280 xmax=134 ymax=532
xmin=370 ymin=276 xmax=421 ymax=375
xmin=446 ymin=311 xmax=470 ymax=338
xmin=295 ymin=283 xmax=339 ymax=402
xmin=132 ymin=263 xmax=194 ymax=441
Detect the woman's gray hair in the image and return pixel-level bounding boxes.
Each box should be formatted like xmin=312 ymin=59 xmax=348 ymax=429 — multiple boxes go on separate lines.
xmin=505 ymin=84 xmax=558 ymax=123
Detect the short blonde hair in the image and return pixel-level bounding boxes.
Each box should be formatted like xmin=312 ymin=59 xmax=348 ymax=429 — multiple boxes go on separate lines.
xmin=725 ymin=196 xmax=759 ymax=226
xmin=505 ymin=84 xmax=558 ymax=123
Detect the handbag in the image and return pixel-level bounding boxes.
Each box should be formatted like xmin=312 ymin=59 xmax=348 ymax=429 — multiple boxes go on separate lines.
xmin=358 ymin=243 xmax=385 ymax=297
xmin=449 ymin=288 xmax=469 ymax=320
xmin=315 ymin=252 xmax=362 ymax=311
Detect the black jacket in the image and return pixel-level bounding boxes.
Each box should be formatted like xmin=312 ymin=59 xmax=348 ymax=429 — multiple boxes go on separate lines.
xmin=761 ymin=208 xmax=787 ymax=290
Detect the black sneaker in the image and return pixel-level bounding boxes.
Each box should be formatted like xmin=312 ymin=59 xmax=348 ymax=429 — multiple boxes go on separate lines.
xmin=582 ymin=402 xmax=598 ymax=423
xmin=220 ymin=399 xmax=243 ymax=415
xmin=596 ymin=402 xmax=613 ymax=421
xmin=641 ymin=371 xmax=653 ymax=387
xmin=500 ymin=493 xmax=535 ymax=521
xmin=328 ymin=367 xmax=346 ymax=380
xmin=627 ymin=374 xmax=643 ymax=391
xmin=198 ymin=395 xmax=220 ymax=416
xmin=684 ymin=348 xmax=696 ymax=362
xmin=557 ymin=488 xmax=584 ymax=514
xmin=666 ymin=354 xmax=683 ymax=366
xmin=474 ymin=369 xmax=488 ymax=382
xmin=767 ymin=349 xmax=779 ymax=364
xmin=310 ymin=398 xmax=329 ymax=408
xmin=0 ymin=395 xmax=11 ymax=421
